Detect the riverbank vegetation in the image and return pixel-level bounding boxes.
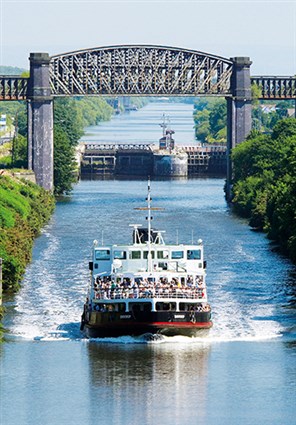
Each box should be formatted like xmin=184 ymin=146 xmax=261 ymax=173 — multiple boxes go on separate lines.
xmin=193 ymin=94 xmax=294 ymax=145
xmin=0 ymin=174 xmax=55 ymax=293
xmin=231 ymin=118 xmax=296 ymax=262
xmin=0 ymin=97 xmax=115 ymax=195
xmin=193 ymin=98 xmax=227 ymax=144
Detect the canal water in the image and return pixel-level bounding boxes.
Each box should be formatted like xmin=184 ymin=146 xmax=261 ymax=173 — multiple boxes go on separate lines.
xmin=1 ymin=103 xmax=296 ymax=425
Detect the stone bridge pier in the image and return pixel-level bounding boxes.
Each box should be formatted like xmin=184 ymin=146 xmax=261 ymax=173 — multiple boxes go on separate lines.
xmin=226 ymin=57 xmax=253 ymax=200
xmin=27 ymin=53 xmax=53 ymax=191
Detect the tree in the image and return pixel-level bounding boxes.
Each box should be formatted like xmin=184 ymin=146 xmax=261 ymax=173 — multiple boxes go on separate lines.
xmin=271 ymin=118 xmax=296 ymax=140
xmin=12 ymin=134 xmax=27 ymax=168
xmin=53 ymin=128 xmax=77 ymax=195
xmin=54 ymin=98 xmax=84 ymax=146
xmin=193 ymin=98 xmax=227 ymax=144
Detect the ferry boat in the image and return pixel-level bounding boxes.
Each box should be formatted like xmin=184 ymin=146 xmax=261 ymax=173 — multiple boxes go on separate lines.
xmin=80 ymin=180 xmax=212 ymax=338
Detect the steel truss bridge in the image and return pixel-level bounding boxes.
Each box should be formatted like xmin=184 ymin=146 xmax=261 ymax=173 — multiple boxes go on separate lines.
xmin=0 ymin=45 xmax=295 ymax=100
xmin=1 ymin=74 xmax=296 ymax=101
xmin=0 ymin=45 xmax=295 ymax=195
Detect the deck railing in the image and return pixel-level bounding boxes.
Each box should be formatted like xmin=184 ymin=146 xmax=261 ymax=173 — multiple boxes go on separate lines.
xmin=93 ymin=288 xmax=206 ymax=301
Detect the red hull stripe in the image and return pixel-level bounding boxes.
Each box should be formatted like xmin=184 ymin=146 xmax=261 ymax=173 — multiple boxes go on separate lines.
xmin=87 ymin=321 xmax=213 ymax=329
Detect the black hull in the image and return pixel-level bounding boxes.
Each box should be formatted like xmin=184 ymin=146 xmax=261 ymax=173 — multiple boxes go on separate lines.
xmin=81 ymin=310 xmax=212 ymax=338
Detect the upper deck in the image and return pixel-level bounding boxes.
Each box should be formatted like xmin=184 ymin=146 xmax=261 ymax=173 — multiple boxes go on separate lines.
xmin=92 ymin=240 xmax=205 ymax=276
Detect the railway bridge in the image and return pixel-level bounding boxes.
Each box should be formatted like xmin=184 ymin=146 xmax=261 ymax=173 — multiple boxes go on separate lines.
xmin=0 ymin=45 xmax=295 ymax=196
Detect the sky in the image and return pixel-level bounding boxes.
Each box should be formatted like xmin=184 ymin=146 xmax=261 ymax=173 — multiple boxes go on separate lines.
xmin=0 ymin=0 xmax=295 ymax=75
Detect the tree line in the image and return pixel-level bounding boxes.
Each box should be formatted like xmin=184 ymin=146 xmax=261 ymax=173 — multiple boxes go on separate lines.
xmin=193 ymin=90 xmax=293 ymax=145
xmin=231 ymin=118 xmax=296 ymax=263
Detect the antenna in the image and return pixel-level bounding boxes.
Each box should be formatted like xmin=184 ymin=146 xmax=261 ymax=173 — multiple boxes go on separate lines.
xmin=101 ymin=230 xmax=104 ymax=246
xmin=160 ymin=113 xmax=167 ymax=137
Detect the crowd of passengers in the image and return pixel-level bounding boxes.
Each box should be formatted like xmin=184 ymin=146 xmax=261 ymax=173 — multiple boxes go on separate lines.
xmin=93 ymin=275 xmax=206 ymax=300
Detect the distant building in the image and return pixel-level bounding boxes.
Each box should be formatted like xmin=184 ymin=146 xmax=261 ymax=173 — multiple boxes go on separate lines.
xmin=0 ymin=114 xmax=7 ymax=132
xmin=260 ymin=104 xmax=276 ymax=114
xmin=287 ymin=108 xmax=296 ymax=118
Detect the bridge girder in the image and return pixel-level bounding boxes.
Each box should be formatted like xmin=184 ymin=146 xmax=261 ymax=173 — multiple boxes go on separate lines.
xmin=251 ymin=76 xmax=296 ymax=100
xmin=49 ymin=45 xmax=234 ymax=97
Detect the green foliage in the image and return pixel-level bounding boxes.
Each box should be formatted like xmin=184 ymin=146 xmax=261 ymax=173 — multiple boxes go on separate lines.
xmin=74 ymin=97 xmax=115 ymax=128
xmin=193 ymin=98 xmax=227 ymax=144
xmin=0 ymin=205 xmax=15 ymax=228
xmin=12 ymin=134 xmax=27 ymax=167
xmin=0 ymin=175 xmax=55 ymax=291
xmin=251 ymin=83 xmax=262 ymax=106
xmin=16 ymin=109 xmax=28 ymax=137
xmin=0 ymin=156 xmax=12 ymax=167
xmin=252 ymin=102 xmax=290 ymax=133
xmin=53 ymin=97 xmax=114 ymax=194
xmin=0 ymin=101 xmax=26 ymax=119
xmin=53 ymin=127 xmax=77 ymax=195
xmin=232 ymin=117 xmax=296 ymax=262
xmin=0 ymin=186 xmax=30 ymax=217
xmin=20 ymin=71 xmax=30 ymax=78
xmin=54 ymin=98 xmax=84 ymax=146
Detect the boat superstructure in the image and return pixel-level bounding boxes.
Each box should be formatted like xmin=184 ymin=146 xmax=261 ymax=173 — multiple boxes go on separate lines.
xmin=81 ymin=180 xmax=212 ymax=337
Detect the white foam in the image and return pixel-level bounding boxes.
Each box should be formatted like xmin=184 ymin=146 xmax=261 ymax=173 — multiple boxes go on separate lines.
xmin=7 ymin=231 xmax=284 ymax=343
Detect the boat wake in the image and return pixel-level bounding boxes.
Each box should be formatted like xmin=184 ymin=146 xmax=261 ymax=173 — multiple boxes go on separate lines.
xmin=3 ymin=194 xmax=286 ymax=345
xmin=6 ymin=280 xmax=283 ymax=343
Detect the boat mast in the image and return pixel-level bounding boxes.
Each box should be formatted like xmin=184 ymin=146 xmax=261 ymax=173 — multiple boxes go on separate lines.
xmin=134 ymin=179 xmax=164 ymax=272
xmin=147 ymin=177 xmax=152 ymax=272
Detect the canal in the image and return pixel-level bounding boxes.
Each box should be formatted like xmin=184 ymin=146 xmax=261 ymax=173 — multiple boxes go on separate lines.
xmin=1 ymin=102 xmax=296 ymax=425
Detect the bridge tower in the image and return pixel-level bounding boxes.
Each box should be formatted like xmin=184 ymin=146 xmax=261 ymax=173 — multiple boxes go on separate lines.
xmin=226 ymin=57 xmax=252 ymax=199
xmin=27 ymin=53 xmax=54 ymax=191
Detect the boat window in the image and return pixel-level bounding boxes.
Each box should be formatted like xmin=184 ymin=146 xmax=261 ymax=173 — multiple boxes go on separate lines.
xmin=130 ymin=251 xmax=141 ymax=259
xmin=143 ymin=251 xmax=155 ymax=259
xmin=156 ymin=302 xmax=176 ymax=311
xmin=95 ymin=249 xmax=110 ymax=260
xmin=116 ymin=303 xmax=126 ymax=312
xmin=157 ymin=250 xmax=169 ymax=259
xmin=179 ymin=303 xmax=197 ymax=311
xmin=147 ymin=277 xmax=155 ymax=283
xmin=129 ymin=302 xmax=152 ymax=312
xmin=106 ymin=303 xmax=126 ymax=312
xmin=187 ymin=249 xmax=201 ymax=260
xmin=114 ymin=250 xmax=127 ymax=260
xmin=171 ymin=250 xmax=184 ymax=259
xmin=158 ymin=262 xmax=168 ymax=270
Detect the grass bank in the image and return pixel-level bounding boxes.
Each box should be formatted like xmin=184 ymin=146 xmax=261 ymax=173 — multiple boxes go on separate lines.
xmin=0 ymin=174 xmax=55 ymax=296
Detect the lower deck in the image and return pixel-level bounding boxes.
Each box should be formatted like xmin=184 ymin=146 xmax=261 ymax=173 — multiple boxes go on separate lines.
xmin=81 ymin=302 xmax=212 ymax=337
xmin=90 ymin=298 xmax=211 ymax=314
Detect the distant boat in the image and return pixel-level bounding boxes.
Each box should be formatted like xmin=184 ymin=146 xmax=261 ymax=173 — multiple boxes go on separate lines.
xmin=125 ymin=105 xmax=138 ymax=111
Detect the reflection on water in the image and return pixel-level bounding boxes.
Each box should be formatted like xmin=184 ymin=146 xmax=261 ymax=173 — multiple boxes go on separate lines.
xmin=87 ymin=340 xmax=210 ymax=424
